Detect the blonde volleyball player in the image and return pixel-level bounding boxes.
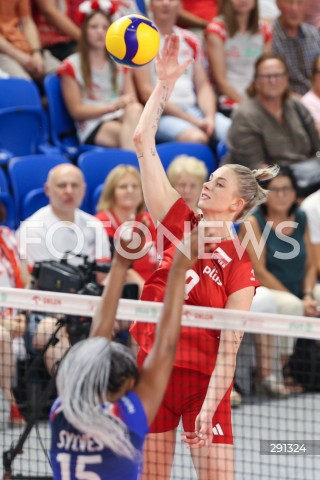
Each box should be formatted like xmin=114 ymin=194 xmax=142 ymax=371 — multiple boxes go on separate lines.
xmin=129 ymin=34 xmax=279 ymax=480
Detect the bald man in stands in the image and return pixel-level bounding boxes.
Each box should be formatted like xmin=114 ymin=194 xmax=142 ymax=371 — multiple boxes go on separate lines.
xmin=18 ymin=163 xmax=110 ymax=267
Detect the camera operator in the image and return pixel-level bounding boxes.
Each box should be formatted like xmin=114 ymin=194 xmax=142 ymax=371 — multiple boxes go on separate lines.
xmin=16 ymin=164 xmax=111 ymax=374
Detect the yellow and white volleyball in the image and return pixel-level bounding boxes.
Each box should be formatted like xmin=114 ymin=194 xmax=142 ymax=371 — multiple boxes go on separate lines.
xmin=105 ymin=14 xmax=160 ymax=68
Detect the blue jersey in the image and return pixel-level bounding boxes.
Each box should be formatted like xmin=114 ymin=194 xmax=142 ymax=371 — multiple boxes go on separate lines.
xmin=49 ymin=391 xmax=149 ymax=480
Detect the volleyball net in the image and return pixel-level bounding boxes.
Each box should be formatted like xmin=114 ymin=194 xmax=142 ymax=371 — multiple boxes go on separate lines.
xmin=1 ymin=286 xmax=320 ymax=480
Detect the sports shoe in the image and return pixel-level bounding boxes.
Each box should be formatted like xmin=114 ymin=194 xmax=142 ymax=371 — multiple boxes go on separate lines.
xmin=255 ymin=374 xmax=289 ymax=398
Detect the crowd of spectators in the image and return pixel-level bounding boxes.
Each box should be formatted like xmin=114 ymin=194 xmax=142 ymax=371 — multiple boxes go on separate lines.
xmin=1 ymin=0 xmax=320 ymax=430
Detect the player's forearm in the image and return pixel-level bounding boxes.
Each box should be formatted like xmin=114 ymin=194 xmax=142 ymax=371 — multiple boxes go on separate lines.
xmin=90 ymin=258 xmax=130 ymax=338
xmin=134 ymin=80 xmax=175 ymax=149
xmin=203 ymin=330 xmax=240 ymax=411
xmin=152 ymin=265 xmax=186 ymax=358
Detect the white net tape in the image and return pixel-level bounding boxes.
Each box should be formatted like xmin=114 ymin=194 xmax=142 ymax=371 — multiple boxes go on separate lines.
xmin=0 ymin=287 xmax=319 ymax=339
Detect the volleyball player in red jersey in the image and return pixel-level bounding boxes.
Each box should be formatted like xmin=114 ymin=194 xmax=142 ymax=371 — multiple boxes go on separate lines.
xmin=129 ymin=35 xmax=279 ymax=480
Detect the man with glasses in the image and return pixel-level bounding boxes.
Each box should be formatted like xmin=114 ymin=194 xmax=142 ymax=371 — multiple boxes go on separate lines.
xmin=272 ymin=0 xmax=320 ymax=96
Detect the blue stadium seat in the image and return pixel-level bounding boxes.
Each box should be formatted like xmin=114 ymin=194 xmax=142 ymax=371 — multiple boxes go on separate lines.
xmin=0 ymin=168 xmax=16 ymax=229
xmin=216 ymin=140 xmax=228 ymax=163
xmin=78 ymin=149 xmax=139 ymax=214
xmin=44 ymin=74 xmax=101 ymax=160
xmin=156 ymin=142 xmax=217 ymax=176
xmin=8 ymin=154 xmax=70 ymax=224
xmin=0 ymin=149 xmax=13 ymax=166
xmin=0 ymin=78 xmax=58 ymax=158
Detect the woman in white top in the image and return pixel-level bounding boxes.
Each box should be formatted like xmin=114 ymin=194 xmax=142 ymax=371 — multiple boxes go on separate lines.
xmin=58 ymin=1 xmax=142 ymax=149
xmin=205 ymin=0 xmax=272 ymax=110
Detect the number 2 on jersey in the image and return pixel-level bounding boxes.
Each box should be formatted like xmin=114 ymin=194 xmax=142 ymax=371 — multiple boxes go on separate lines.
xmin=185 ymin=269 xmax=200 ymax=300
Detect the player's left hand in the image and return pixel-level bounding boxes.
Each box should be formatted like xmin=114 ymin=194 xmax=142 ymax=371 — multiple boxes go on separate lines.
xmin=181 ymin=407 xmax=213 ymax=449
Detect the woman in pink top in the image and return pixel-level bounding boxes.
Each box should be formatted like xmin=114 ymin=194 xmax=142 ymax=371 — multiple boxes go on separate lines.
xmin=205 ymin=0 xmax=272 ymax=111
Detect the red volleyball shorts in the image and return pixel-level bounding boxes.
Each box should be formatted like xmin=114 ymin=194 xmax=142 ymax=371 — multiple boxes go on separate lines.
xmin=137 ymin=349 xmax=233 ymax=444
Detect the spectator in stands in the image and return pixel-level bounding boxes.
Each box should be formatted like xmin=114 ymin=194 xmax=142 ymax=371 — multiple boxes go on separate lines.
xmin=301 ymin=54 xmax=320 ymax=134
xmin=247 ymin=286 xmax=288 ymax=398
xmin=205 ymin=0 xmax=272 ymax=112
xmin=305 ymin=0 xmax=320 ymax=30
xmin=31 ymin=0 xmax=146 ymax=62
xmin=0 ymin=203 xmax=29 ymax=427
xmin=0 ymin=0 xmax=60 ymax=80
xmin=272 ymin=0 xmax=320 ymax=96
xmin=176 ymin=0 xmax=219 ymax=35
xmin=31 ymin=0 xmax=81 ymax=61
xmin=238 ymin=166 xmax=320 ymax=394
xmin=17 ymin=163 xmax=111 ymax=374
xmin=113 ymin=0 xmax=149 ymax=19
xmin=166 ymin=155 xmax=208 ymax=213
xmin=223 ymin=53 xmax=320 ymax=169
xmin=58 ymin=1 xmax=142 ymax=149
xmin=258 ymin=0 xmax=279 ymax=25
xmin=134 ymin=0 xmax=231 ymax=146
xmin=95 ymin=165 xmax=158 ymax=294
xmin=301 ymin=187 xmax=320 ymax=278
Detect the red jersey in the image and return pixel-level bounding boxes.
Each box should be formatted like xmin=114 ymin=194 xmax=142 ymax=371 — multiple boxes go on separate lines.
xmin=130 ymin=198 xmax=259 ymax=375
xmin=31 ymin=0 xmax=82 ymax=48
xmin=95 ymin=210 xmax=158 ymax=282
xmin=182 ymin=0 xmax=218 ymax=22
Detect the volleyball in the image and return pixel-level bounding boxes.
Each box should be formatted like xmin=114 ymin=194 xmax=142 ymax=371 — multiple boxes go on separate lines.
xmin=105 ymin=14 xmax=160 ymax=68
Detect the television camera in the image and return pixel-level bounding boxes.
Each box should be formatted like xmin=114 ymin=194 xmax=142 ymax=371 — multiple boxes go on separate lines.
xmin=30 ymin=253 xmax=111 ymax=344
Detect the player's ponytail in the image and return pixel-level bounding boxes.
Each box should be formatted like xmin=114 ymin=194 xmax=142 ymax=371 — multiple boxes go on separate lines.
xmin=226 ymin=164 xmax=279 ymax=222
xmin=56 ymin=337 xmax=141 ymax=462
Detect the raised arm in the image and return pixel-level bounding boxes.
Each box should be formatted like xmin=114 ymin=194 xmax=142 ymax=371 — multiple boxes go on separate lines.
xmin=90 ymin=227 xmax=133 ymax=339
xmin=133 ymin=34 xmax=193 ymax=222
